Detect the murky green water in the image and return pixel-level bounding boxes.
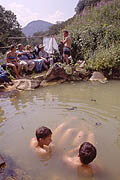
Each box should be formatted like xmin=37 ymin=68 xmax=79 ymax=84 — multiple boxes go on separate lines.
xmin=0 ymin=80 xmax=120 ymax=180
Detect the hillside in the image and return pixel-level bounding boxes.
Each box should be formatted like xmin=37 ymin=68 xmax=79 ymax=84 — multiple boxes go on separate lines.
xmin=22 ymin=20 xmax=53 ymax=37
xmin=58 ymin=0 xmax=120 ymax=75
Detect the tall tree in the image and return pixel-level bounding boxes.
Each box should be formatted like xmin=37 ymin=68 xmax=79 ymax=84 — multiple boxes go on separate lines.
xmin=0 ymin=5 xmax=25 ymax=52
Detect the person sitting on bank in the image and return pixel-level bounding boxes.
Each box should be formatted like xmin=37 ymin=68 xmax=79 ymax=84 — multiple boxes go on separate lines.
xmin=62 ymin=30 xmax=72 ymax=64
xmin=30 ymin=126 xmax=52 ymax=155
xmin=25 ymin=44 xmax=48 ymax=73
xmin=25 ymin=45 xmax=36 ymax=59
xmin=6 ymin=45 xmax=21 ymax=78
xmin=16 ymin=44 xmax=35 ymax=74
xmin=38 ymin=44 xmax=54 ymax=67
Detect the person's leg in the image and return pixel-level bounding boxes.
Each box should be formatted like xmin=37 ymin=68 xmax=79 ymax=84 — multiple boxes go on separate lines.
xmin=63 ymin=47 xmax=70 ymax=64
xmin=53 ymin=122 xmax=68 ymax=141
xmin=64 ymin=54 xmax=69 ymax=64
xmin=20 ymin=60 xmax=28 ymax=72
xmin=87 ymin=132 xmax=95 ymax=146
xmin=42 ymin=59 xmax=48 ymax=70
xmin=7 ymin=63 xmax=19 ymax=78
xmin=16 ymin=62 xmax=21 ymax=75
xmin=33 ymin=60 xmax=39 ymax=72
xmin=58 ymin=128 xmax=78 ymax=147
xmin=28 ymin=60 xmax=35 ymax=71
xmin=72 ymin=131 xmax=84 ymax=146
xmin=49 ymin=57 xmax=54 ymax=66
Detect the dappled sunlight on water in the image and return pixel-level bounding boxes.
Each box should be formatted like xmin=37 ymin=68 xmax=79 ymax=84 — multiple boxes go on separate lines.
xmin=0 ymin=80 xmax=120 ymax=179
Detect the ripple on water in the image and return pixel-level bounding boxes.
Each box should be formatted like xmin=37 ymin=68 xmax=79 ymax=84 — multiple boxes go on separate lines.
xmin=0 ymin=81 xmax=120 ymax=180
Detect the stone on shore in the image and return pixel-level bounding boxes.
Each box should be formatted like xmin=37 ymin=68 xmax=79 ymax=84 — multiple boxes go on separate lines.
xmin=45 ymin=63 xmax=68 ymax=82
xmin=13 ymin=79 xmax=41 ymax=90
xmin=89 ymin=71 xmax=107 ymax=83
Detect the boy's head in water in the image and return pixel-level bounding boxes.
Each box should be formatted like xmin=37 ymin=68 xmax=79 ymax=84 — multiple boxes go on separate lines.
xmin=79 ymin=142 xmax=97 ymax=165
xmin=36 ymin=126 xmax=52 ymax=147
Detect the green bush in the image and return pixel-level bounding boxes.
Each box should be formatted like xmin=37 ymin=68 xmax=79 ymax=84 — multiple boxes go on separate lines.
xmin=85 ymin=44 xmax=120 ymax=74
xmin=61 ymin=0 xmax=120 ymax=74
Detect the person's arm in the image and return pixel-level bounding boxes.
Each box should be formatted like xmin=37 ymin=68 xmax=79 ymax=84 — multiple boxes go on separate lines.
xmin=17 ymin=50 xmax=28 ymax=56
xmin=6 ymin=52 xmax=10 ymax=63
xmin=30 ymin=137 xmax=52 ymax=155
xmin=16 ymin=51 xmax=24 ymax=56
xmin=30 ymin=137 xmax=38 ymax=148
xmin=35 ymin=146 xmax=49 ymax=154
xmin=6 ymin=52 xmax=16 ymax=63
xmin=39 ymin=51 xmax=48 ymax=62
xmin=41 ymin=57 xmax=48 ymax=62
xmin=62 ymin=37 xmax=68 ymax=44
xmin=15 ymin=53 xmax=18 ymax=62
xmin=58 ymin=128 xmax=78 ymax=147
xmin=79 ymin=61 xmax=85 ymax=68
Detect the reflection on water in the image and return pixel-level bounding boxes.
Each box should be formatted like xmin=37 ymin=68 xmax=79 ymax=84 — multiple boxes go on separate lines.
xmin=0 ymin=106 xmax=6 ymax=123
xmin=0 ymin=80 xmax=120 ymax=180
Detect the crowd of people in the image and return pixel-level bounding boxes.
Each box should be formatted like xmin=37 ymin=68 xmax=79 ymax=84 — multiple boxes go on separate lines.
xmin=4 ymin=30 xmax=72 ymax=79
xmin=6 ymin=43 xmax=51 ymax=78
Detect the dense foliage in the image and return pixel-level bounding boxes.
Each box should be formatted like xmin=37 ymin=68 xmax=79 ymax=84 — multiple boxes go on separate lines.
xmin=0 ymin=5 xmax=26 ymax=54
xmin=59 ymin=0 xmax=120 ymax=74
xmin=75 ymin=0 xmax=112 ymax=14
xmin=75 ymin=0 xmax=101 ymax=14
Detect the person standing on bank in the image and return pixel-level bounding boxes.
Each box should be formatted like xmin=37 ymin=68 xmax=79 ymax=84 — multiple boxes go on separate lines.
xmin=6 ymin=45 xmax=21 ymax=78
xmin=62 ymin=30 xmax=72 ymax=64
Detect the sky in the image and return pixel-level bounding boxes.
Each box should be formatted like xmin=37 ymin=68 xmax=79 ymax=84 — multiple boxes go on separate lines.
xmin=0 ymin=0 xmax=78 ymax=27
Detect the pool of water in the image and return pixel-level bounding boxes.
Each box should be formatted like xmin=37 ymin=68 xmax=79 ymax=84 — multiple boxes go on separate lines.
xmin=0 ymin=80 xmax=120 ymax=180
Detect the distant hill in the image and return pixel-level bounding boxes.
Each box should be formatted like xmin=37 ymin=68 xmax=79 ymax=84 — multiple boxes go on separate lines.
xmin=22 ymin=20 xmax=53 ymax=37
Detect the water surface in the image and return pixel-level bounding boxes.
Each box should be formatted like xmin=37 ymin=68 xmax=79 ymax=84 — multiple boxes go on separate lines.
xmin=0 ymin=80 xmax=120 ymax=180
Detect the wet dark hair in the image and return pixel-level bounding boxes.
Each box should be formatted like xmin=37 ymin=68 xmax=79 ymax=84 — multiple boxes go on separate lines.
xmin=79 ymin=142 xmax=97 ymax=165
xmin=36 ymin=126 xmax=52 ymax=141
